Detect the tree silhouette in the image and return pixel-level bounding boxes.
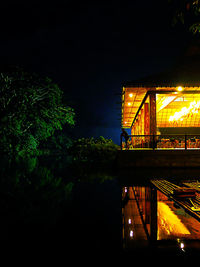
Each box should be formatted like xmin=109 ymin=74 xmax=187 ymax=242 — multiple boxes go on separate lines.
xmin=170 ymin=0 xmax=200 ymax=34
xmin=0 ymin=68 xmax=75 ymax=155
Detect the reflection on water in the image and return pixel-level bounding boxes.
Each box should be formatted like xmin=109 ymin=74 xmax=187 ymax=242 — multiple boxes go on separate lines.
xmin=3 ymin=155 xmax=200 ymax=255
xmin=158 ymin=201 xmax=190 ymax=238
xmin=0 ymin=156 xmax=121 ymax=255
xmin=122 ymin=183 xmax=200 ymax=252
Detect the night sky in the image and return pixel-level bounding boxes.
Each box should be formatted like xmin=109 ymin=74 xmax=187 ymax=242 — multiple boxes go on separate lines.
xmin=0 ymin=1 xmax=193 ymax=144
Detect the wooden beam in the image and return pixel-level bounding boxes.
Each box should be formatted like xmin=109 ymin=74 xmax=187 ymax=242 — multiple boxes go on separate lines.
xmin=144 ymin=103 xmax=149 ymax=135
xmin=152 ymin=90 xmax=200 ymax=94
xmin=149 ymin=92 xmax=157 ymax=135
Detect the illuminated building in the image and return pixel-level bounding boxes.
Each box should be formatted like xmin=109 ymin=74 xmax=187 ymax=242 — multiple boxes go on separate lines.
xmin=121 ymin=47 xmax=200 ymax=150
xmin=122 ymin=85 xmax=200 ymax=132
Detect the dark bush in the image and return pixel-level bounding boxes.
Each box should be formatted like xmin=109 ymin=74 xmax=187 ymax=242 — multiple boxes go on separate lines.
xmin=68 ymin=136 xmax=119 ymax=166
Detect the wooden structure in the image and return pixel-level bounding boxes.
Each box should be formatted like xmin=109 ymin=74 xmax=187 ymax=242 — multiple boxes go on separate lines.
xmin=117 ymin=149 xmax=200 ymax=168
xmin=122 ymin=182 xmax=200 ymax=248
xmin=122 ymin=187 xmax=148 ymax=249
xmin=122 ymin=86 xmax=200 ymax=133
xmin=121 ymin=41 xmax=200 ymax=148
xmin=151 ymin=180 xmax=200 ymax=221
xmin=183 ymin=181 xmax=200 ymax=193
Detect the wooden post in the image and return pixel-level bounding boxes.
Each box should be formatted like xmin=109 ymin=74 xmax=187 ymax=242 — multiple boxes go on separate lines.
xmin=141 ymin=109 xmax=144 ymax=135
xmin=149 ymin=92 xmax=156 ymax=149
xmin=150 ymin=187 xmax=157 ymax=244
xmin=138 ymin=114 xmax=141 ymax=147
xmin=144 ymin=103 xmax=149 ymax=147
xmin=135 ymin=119 xmax=138 ymax=135
xmin=138 ymin=114 xmax=141 ymax=135
xmin=145 ymin=187 xmax=151 ymax=225
xmin=131 ymin=125 xmax=134 ymax=147
xmin=131 ymin=124 xmax=134 ymax=135
xmin=144 ymin=103 xmax=149 ymax=135
xmin=149 ymin=92 xmax=157 ymax=135
xmin=133 ymin=124 xmax=136 ymax=147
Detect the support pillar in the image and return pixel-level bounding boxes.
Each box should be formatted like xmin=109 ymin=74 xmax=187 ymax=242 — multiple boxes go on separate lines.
xmin=145 ymin=187 xmax=151 ymax=225
xmin=149 ymin=92 xmax=157 ymax=135
xmin=141 ymin=109 xmax=144 ymax=135
xmin=150 ymin=187 xmax=157 ymax=244
xmin=149 ymin=92 xmax=156 ymax=149
xmin=144 ymin=103 xmax=150 ymax=147
xmin=138 ymin=114 xmax=141 ymax=135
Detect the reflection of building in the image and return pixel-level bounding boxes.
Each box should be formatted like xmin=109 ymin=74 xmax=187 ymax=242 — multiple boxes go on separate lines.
xmin=121 ymin=42 xmax=200 ymax=151
xmin=122 ymin=185 xmax=200 ymax=251
xmin=122 ymin=186 xmax=152 ymax=250
xmin=157 ymin=201 xmax=190 ymax=239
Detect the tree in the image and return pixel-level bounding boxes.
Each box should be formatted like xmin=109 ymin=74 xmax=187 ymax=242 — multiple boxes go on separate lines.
xmin=170 ymin=0 xmax=200 ymax=34
xmin=68 ymin=136 xmax=119 ymax=167
xmin=0 ymin=68 xmax=75 ymax=155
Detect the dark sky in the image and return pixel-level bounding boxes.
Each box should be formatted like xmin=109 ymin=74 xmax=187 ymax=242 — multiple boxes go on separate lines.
xmin=0 ymin=1 xmax=192 ymax=144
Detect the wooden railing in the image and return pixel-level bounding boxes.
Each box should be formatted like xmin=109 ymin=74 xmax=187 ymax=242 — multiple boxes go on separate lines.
xmin=120 ymin=134 xmax=200 ymax=150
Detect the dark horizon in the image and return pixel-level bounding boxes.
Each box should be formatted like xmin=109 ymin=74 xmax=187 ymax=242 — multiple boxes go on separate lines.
xmin=0 ymin=1 xmax=194 ymax=144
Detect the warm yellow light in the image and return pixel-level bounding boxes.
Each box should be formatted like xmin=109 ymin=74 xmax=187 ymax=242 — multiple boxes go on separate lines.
xmin=177 ymin=86 xmax=183 ymax=92
xmin=127 ymin=102 xmax=131 ymax=106
xmin=129 ymin=93 xmax=133 ymax=98
xmin=158 ymin=96 xmax=177 ymax=112
xmin=169 ymin=100 xmax=200 ymax=122
xmin=157 ymin=202 xmax=190 ymax=239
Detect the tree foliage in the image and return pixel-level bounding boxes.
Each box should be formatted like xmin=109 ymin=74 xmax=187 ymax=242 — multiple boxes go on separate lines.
xmin=68 ymin=136 xmax=119 ymax=167
xmin=170 ymin=0 xmax=200 ymax=34
xmin=38 ymin=131 xmax=74 ymax=154
xmin=0 ymin=68 xmax=75 ymax=155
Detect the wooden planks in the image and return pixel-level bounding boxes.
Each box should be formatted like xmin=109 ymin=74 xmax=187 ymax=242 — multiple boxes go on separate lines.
xmin=182 ymin=181 xmax=200 ymax=193
xmin=151 ymin=179 xmax=200 ymax=221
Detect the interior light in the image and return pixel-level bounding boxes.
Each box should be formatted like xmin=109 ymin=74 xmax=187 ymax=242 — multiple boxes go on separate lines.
xmin=128 ymin=219 xmax=132 ymax=224
xmin=158 ymin=96 xmax=177 ymax=112
xmin=177 ymin=86 xmax=183 ymax=92
xmin=129 ymin=93 xmax=133 ymax=98
xmin=169 ymin=100 xmax=200 ymax=122
xmin=127 ymin=102 xmax=131 ymax=106
xmin=130 ymin=230 xmax=134 ymax=237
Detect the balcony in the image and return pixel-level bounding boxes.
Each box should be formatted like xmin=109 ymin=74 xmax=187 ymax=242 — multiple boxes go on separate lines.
xmin=120 ymin=134 xmax=200 ymax=150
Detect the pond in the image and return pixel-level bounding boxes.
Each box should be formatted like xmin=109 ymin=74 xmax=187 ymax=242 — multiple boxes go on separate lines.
xmin=1 ymin=156 xmax=200 ymax=260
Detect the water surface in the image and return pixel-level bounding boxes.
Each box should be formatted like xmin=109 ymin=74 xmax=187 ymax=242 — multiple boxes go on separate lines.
xmin=1 ymin=156 xmax=200 ymax=259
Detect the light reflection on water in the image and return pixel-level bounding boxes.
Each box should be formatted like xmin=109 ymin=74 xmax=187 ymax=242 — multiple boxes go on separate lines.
xmin=122 ymin=183 xmax=200 ymax=252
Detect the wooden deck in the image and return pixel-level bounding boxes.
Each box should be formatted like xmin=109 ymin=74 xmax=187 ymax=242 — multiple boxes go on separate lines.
xmin=117 ymin=150 xmax=200 ymax=168
xmin=183 ymin=181 xmax=200 ymax=192
xmin=151 ymin=179 xmax=200 ymax=221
